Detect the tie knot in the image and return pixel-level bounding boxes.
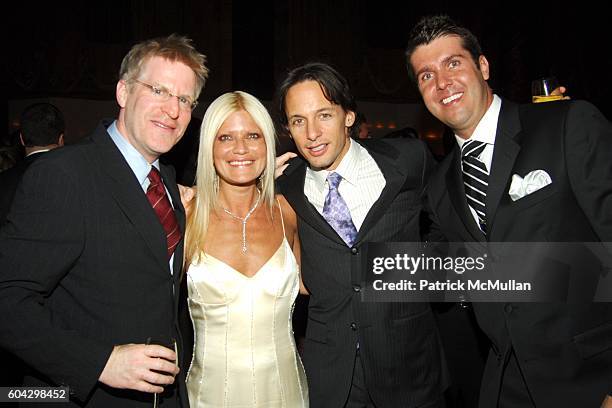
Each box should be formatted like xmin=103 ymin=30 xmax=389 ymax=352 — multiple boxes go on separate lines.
xmin=327 ymin=172 xmax=343 ymax=190
xmin=462 ymin=140 xmax=487 ymax=159
xmin=148 ymin=167 xmax=162 ymax=185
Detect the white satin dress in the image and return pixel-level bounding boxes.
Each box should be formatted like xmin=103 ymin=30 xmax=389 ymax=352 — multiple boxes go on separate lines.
xmin=186 ymin=202 xmax=308 ymax=407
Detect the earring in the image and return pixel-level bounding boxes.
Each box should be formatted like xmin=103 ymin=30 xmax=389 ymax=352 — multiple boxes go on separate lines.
xmin=214 ymin=173 xmax=219 ymax=194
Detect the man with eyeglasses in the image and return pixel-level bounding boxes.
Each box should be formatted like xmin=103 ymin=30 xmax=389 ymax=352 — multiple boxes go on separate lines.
xmin=0 ymin=34 xmax=208 ymax=407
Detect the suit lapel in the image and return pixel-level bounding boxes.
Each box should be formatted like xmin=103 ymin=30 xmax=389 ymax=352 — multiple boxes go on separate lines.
xmin=486 ymin=100 xmax=522 ymax=232
xmin=91 ymin=125 xmax=169 ymax=272
xmin=281 ymin=159 xmax=346 ymax=245
xmin=355 ymin=143 xmax=405 ymax=244
xmin=445 ymin=147 xmax=486 ymax=242
xmin=161 ymin=164 xmax=185 ymax=287
xmin=282 ymin=141 xmax=419 ymax=246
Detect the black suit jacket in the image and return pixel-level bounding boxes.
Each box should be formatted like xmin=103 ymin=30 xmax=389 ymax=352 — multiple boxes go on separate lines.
xmin=0 ymin=152 xmax=46 ymax=225
xmin=426 ymin=100 xmax=612 ymax=407
xmin=278 ymin=138 xmax=448 ymax=408
xmin=0 ymin=121 xmax=189 ymax=407
xmin=0 ymin=151 xmax=47 ymax=390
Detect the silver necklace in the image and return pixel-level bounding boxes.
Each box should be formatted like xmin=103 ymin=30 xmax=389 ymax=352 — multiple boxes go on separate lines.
xmin=222 ymin=188 xmax=261 ymax=253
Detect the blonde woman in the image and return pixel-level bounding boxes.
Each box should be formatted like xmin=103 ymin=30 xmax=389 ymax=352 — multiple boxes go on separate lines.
xmin=184 ymin=91 xmax=308 ymax=407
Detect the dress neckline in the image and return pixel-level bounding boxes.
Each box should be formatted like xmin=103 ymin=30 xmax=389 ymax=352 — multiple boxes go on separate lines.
xmin=201 ymin=197 xmax=291 ymax=279
xmin=203 ymin=238 xmax=288 ymax=279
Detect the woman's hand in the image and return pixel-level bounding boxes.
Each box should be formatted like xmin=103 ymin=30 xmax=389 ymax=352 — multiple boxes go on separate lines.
xmin=178 ymin=184 xmax=196 ymax=216
xmin=275 ymin=152 xmax=298 ymax=179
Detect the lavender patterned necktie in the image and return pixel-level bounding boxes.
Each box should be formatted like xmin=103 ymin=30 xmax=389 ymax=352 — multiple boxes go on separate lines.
xmin=322 ymin=172 xmax=358 ymax=246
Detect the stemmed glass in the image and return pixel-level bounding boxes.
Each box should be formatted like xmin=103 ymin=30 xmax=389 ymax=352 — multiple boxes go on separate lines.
xmin=531 ymin=77 xmax=563 ymax=103
xmin=146 ymin=336 xmax=178 ymax=408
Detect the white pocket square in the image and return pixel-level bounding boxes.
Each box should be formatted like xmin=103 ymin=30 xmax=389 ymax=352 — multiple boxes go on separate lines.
xmin=508 ymin=170 xmax=552 ymax=201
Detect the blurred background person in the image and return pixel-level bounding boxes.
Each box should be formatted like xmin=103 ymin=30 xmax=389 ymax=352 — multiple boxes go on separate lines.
xmin=383 ymin=126 xmax=419 ymax=139
xmin=353 ymin=111 xmax=371 ymax=140
xmin=0 ymin=130 xmax=23 ymax=173
xmin=0 ymin=103 xmax=65 ymax=225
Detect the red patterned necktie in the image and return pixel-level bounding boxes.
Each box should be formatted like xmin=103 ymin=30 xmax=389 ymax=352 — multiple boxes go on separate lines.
xmin=146 ymin=167 xmax=181 ymax=259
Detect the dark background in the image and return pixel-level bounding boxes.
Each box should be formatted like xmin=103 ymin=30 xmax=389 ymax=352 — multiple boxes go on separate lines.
xmin=6 ymin=1 xmax=609 ymax=118
xmin=7 ymin=1 xmax=608 ymax=182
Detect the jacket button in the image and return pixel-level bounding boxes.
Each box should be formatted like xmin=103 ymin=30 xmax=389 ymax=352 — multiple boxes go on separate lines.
xmin=350 ymin=322 xmax=358 ymax=331
xmin=351 ymin=247 xmax=359 ymax=255
xmin=353 ymin=285 xmax=361 ymax=292
xmin=504 ymin=304 xmax=513 ymax=314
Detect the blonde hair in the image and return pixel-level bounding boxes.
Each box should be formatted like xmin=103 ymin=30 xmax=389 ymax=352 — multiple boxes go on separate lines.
xmin=119 ymin=34 xmax=209 ymax=99
xmin=185 ymin=91 xmax=277 ymax=266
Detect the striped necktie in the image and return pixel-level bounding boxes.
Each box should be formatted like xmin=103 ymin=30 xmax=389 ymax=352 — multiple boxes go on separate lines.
xmin=146 ymin=167 xmax=181 ymax=259
xmin=461 ymin=140 xmax=489 ymax=234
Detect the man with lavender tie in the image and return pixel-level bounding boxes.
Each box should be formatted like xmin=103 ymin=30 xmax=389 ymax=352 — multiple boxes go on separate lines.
xmin=322 ymin=172 xmax=359 ymax=246
xmin=276 ymin=62 xmax=448 ymax=408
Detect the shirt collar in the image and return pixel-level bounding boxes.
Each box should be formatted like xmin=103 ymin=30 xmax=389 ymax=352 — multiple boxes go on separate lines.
xmin=455 ymin=94 xmax=502 ymax=149
xmin=306 ymin=138 xmax=360 ymax=191
xmin=107 ymin=120 xmax=160 ymax=187
xmin=25 ymin=149 xmax=51 ymax=157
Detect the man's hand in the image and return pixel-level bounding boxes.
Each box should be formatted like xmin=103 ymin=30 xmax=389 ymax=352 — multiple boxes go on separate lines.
xmin=178 ymin=185 xmax=196 ymax=216
xmin=551 ymin=86 xmax=571 ymax=100
xmin=602 ymin=394 xmax=612 ymax=408
xmin=275 ymin=152 xmax=297 ymax=179
xmin=99 ymin=344 xmax=179 ymax=393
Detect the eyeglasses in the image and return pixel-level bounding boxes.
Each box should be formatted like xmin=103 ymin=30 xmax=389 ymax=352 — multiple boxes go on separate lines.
xmin=131 ymin=79 xmax=198 ymax=111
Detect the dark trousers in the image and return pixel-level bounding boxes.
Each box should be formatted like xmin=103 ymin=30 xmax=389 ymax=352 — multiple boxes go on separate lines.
xmin=345 ymin=350 xmax=376 ymax=408
xmin=498 ymin=350 xmax=536 ymax=408
xmin=433 ymin=302 xmax=487 ymax=408
xmin=344 ymin=350 xmax=445 ymax=408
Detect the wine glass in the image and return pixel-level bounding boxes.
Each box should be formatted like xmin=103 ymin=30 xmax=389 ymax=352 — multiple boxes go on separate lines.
xmin=146 ymin=336 xmax=178 ymax=408
xmin=531 ymin=77 xmax=563 ymax=103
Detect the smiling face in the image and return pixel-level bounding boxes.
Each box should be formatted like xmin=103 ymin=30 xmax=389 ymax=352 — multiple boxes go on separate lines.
xmin=410 ymin=35 xmax=493 ymax=139
xmin=116 ymin=55 xmax=197 ymax=163
xmin=213 ymin=110 xmax=267 ymax=187
xmin=284 ymin=80 xmax=355 ymax=171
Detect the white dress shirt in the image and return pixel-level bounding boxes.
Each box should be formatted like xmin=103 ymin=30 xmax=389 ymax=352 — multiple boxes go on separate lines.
xmin=454 ymin=94 xmax=502 ymax=226
xmin=304 ymin=138 xmax=386 ymax=231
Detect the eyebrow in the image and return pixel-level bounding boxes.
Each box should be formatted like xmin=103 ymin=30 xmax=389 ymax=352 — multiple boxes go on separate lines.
xmin=288 ymin=107 xmax=334 ymax=120
xmin=415 ymin=54 xmax=466 ymax=78
xmin=151 ymin=81 xmax=195 ymax=99
xmin=441 ymin=54 xmax=465 ymax=65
